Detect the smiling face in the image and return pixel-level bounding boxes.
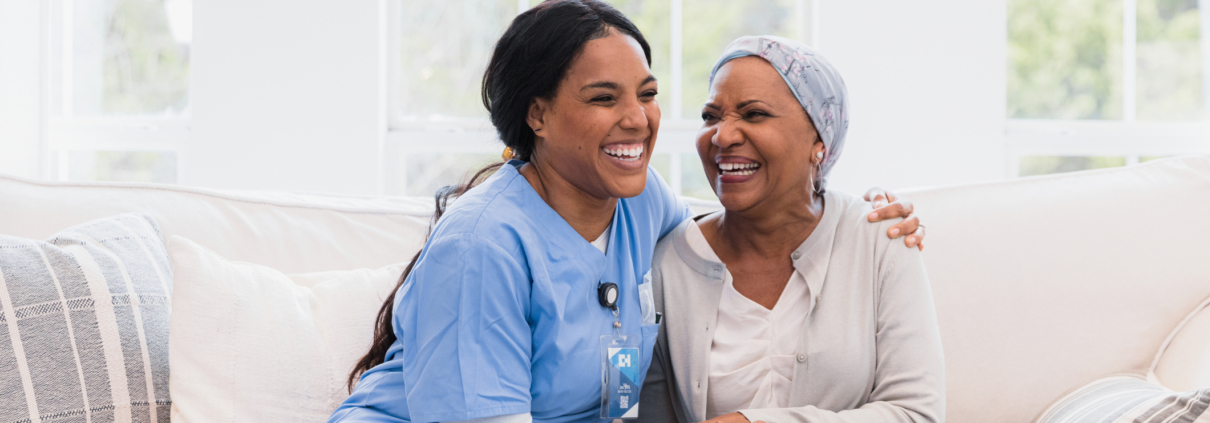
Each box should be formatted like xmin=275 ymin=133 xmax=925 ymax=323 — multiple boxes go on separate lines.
xmin=698 ymin=56 xmax=824 ymax=212
xmin=526 ymin=27 xmax=660 ymax=200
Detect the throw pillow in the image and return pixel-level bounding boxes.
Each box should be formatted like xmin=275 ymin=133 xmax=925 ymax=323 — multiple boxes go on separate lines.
xmin=167 ymin=236 xmax=404 ymax=422
xmin=1038 ymin=375 xmax=1210 ymax=423
xmin=0 ymin=213 xmax=173 ymax=423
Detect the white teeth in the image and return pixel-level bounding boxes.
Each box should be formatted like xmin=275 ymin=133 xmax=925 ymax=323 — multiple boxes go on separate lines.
xmin=604 ymin=145 xmax=643 ymax=159
xmin=718 ymin=162 xmax=760 ymax=175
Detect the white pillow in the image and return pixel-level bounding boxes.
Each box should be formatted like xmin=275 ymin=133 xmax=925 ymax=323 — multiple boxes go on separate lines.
xmin=167 ymin=236 xmax=404 ymax=422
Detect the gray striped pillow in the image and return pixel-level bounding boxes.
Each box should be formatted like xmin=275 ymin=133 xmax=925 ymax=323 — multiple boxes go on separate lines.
xmin=0 ymin=213 xmax=172 ymax=423
xmin=1039 ymin=375 xmax=1210 ymax=423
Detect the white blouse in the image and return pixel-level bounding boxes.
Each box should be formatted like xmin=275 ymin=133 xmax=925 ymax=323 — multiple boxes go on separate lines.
xmin=684 ymin=222 xmax=813 ymax=419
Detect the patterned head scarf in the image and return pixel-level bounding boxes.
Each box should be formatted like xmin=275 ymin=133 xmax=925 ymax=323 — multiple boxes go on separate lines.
xmin=709 ymin=35 xmax=849 ymax=192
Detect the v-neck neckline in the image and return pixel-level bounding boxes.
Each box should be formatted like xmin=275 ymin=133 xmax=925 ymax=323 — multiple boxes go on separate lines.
xmin=504 ymin=161 xmax=618 ymax=261
xmin=686 ymin=221 xmax=804 ymax=312
xmin=674 ymin=190 xmax=841 ymax=314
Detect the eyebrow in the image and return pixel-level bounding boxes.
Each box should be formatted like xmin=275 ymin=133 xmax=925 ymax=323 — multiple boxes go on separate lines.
xmin=702 ymin=99 xmax=768 ymax=110
xmin=580 ymin=75 xmax=658 ymax=91
xmin=736 ymin=100 xmax=769 ymax=109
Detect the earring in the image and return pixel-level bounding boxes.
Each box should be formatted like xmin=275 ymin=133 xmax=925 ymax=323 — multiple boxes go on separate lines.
xmin=534 ymin=128 xmax=543 ymax=132
xmin=816 ymin=151 xmax=824 ymax=160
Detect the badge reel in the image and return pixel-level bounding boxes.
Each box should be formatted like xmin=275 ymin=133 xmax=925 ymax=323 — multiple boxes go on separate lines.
xmin=598 ymin=282 xmax=641 ymax=419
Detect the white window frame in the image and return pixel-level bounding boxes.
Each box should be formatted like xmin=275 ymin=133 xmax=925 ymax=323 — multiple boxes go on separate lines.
xmin=43 ymin=0 xmax=191 ymax=182
xmin=1004 ymin=0 xmax=1210 ymax=176
xmin=384 ymin=0 xmax=818 ymax=196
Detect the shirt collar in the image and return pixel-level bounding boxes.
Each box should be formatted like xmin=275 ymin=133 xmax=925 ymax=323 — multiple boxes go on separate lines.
xmin=671 ymin=190 xmax=842 ymax=313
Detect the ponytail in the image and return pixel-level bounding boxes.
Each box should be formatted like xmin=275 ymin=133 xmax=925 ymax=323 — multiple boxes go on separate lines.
xmin=346 ymin=162 xmax=505 ymax=392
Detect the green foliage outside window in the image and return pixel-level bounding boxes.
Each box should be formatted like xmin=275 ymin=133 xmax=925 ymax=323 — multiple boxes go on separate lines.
xmin=1008 ymin=0 xmax=1124 ymax=120
xmin=101 ymin=0 xmax=190 ymax=115
xmin=1008 ymin=0 xmax=1203 ymax=121
xmin=1136 ymin=0 xmax=1204 ymax=120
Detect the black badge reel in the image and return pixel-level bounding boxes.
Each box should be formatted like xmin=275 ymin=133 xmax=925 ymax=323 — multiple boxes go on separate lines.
xmin=598 ymin=282 xmax=619 ymax=310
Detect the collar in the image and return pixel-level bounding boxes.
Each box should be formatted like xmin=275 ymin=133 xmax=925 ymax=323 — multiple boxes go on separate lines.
xmin=670 ymin=190 xmax=842 ymax=313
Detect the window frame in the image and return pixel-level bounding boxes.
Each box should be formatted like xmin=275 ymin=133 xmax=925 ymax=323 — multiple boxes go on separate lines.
xmin=1004 ymin=0 xmax=1210 ymax=175
xmin=44 ymin=0 xmax=191 ymax=183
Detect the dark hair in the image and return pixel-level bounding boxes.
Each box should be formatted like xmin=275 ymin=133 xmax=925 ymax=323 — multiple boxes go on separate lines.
xmin=346 ymin=0 xmax=652 ymax=391
xmin=483 ymin=0 xmax=652 ymax=161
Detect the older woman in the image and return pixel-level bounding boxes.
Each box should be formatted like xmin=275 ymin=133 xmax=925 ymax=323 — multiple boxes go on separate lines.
xmin=639 ymin=36 xmax=945 ymax=423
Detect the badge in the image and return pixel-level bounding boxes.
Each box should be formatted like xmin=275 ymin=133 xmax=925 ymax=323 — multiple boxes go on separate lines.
xmin=600 ymin=335 xmax=641 ymax=419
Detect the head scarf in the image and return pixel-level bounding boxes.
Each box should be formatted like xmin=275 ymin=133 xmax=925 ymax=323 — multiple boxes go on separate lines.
xmin=709 ymin=35 xmax=849 ymax=191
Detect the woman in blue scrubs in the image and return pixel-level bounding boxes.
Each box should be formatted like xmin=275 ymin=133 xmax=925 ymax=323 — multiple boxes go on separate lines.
xmin=330 ymin=2 xmax=923 ymax=422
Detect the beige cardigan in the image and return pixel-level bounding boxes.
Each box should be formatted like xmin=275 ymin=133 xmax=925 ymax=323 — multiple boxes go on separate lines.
xmin=637 ymin=190 xmax=945 ymax=423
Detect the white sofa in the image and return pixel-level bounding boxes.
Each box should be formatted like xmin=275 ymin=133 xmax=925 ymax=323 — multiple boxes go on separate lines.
xmin=2 ymin=155 xmax=1209 ymax=422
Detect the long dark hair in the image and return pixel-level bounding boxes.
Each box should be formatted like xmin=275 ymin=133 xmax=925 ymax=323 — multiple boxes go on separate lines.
xmin=346 ymin=0 xmax=652 ymax=391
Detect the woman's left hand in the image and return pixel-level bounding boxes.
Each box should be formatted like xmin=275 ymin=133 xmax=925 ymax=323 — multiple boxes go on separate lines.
xmin=863 ymin=187 xmax=925 ymax=251
xmin=701 ymin=412 xmax=761 ymax=423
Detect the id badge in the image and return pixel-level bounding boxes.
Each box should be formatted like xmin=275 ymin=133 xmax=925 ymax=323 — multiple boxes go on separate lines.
xmin=600 ymin=334 xmax=642 ymax=419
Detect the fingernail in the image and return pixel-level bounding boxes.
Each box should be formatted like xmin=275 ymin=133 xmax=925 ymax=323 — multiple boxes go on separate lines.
xmin=889 ymin=228 xmax=900 ymax=237
xmin=907 ymin=237 xmax=916 ymax=246
xmin=868 ymin=212 xmax=878 ymax=220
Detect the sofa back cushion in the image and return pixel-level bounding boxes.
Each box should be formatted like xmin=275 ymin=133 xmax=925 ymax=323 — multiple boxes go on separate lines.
xmin=0 ymin=175 xmax=432 ymax=273
xmin=902 ymin=156 xmax=1210 ymax=422
xmin=0 ymin=214 xmax=172 ymax=423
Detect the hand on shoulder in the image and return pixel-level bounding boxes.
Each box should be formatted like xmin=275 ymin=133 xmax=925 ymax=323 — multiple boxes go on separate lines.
xmin=863 ymin=187 xmax=925 ymax=251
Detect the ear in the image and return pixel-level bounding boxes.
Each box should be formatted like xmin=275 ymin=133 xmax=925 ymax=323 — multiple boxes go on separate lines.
xmin=526 ymin=98 xmax=549 ymax=133
xmin=812 ymin=140 xmax=826 ymax=162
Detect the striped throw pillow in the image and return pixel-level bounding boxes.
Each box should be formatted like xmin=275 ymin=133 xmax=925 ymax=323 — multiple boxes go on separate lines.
xmin=0 ymin=214 xmax=173 ymax=423
xmin=1038 ymin=375 xmax=1210 ymax=423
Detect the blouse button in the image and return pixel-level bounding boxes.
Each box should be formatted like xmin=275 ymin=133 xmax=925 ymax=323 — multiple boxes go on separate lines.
xmin=791 ymin=251 xmax=802 ymax=260
xmin=797 ymin=353 xmax=806 ymax=363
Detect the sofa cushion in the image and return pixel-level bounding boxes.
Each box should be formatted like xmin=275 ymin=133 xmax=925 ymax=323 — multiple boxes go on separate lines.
xmin=167 ymin=235 xmax=405 ymax=422
xmin=901 ymin=156 xmax=1210 ymax=422
xmin=1036 ymin=375 xmax=1210 ymax=423
xmin=0 ymin=213 xmax=172 ymax=423
xmin=0 ymin=173 xmax=432 ymax=273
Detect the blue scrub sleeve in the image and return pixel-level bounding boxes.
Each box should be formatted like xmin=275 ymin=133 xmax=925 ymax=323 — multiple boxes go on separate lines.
xmin=400 ymin=233 xmax=533 ymax=423
xmin=647 ymin=167 xmax=694 ymax=239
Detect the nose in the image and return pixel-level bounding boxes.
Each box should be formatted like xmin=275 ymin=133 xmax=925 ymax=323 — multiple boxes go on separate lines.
xmin=712 ymin=116 xmax=744 ymax=150
xmin=618 ymin=95 xmax=649 ymax=131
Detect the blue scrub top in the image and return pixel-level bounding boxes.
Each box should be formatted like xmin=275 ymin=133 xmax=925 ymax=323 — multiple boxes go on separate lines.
xmin=330 ymin=161 xmax=691 ymax=423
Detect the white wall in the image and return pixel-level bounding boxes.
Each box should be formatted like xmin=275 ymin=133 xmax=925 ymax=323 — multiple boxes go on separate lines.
xmin=818 ymin=0 xmax=1008 ymax=194
xmin=0 ymin=0 xmax=44 ymax=180
xmin=186 ymin=0 xmax=386 ymax=195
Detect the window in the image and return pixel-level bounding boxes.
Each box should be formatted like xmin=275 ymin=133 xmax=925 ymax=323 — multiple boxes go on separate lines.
xmin=386 ymin=0 xmax=815 ymax=198
xmin=48 ymin=0 xmax=191 ymax=184
xmin=1006 ymin=0 xmax=1210 ymax=176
